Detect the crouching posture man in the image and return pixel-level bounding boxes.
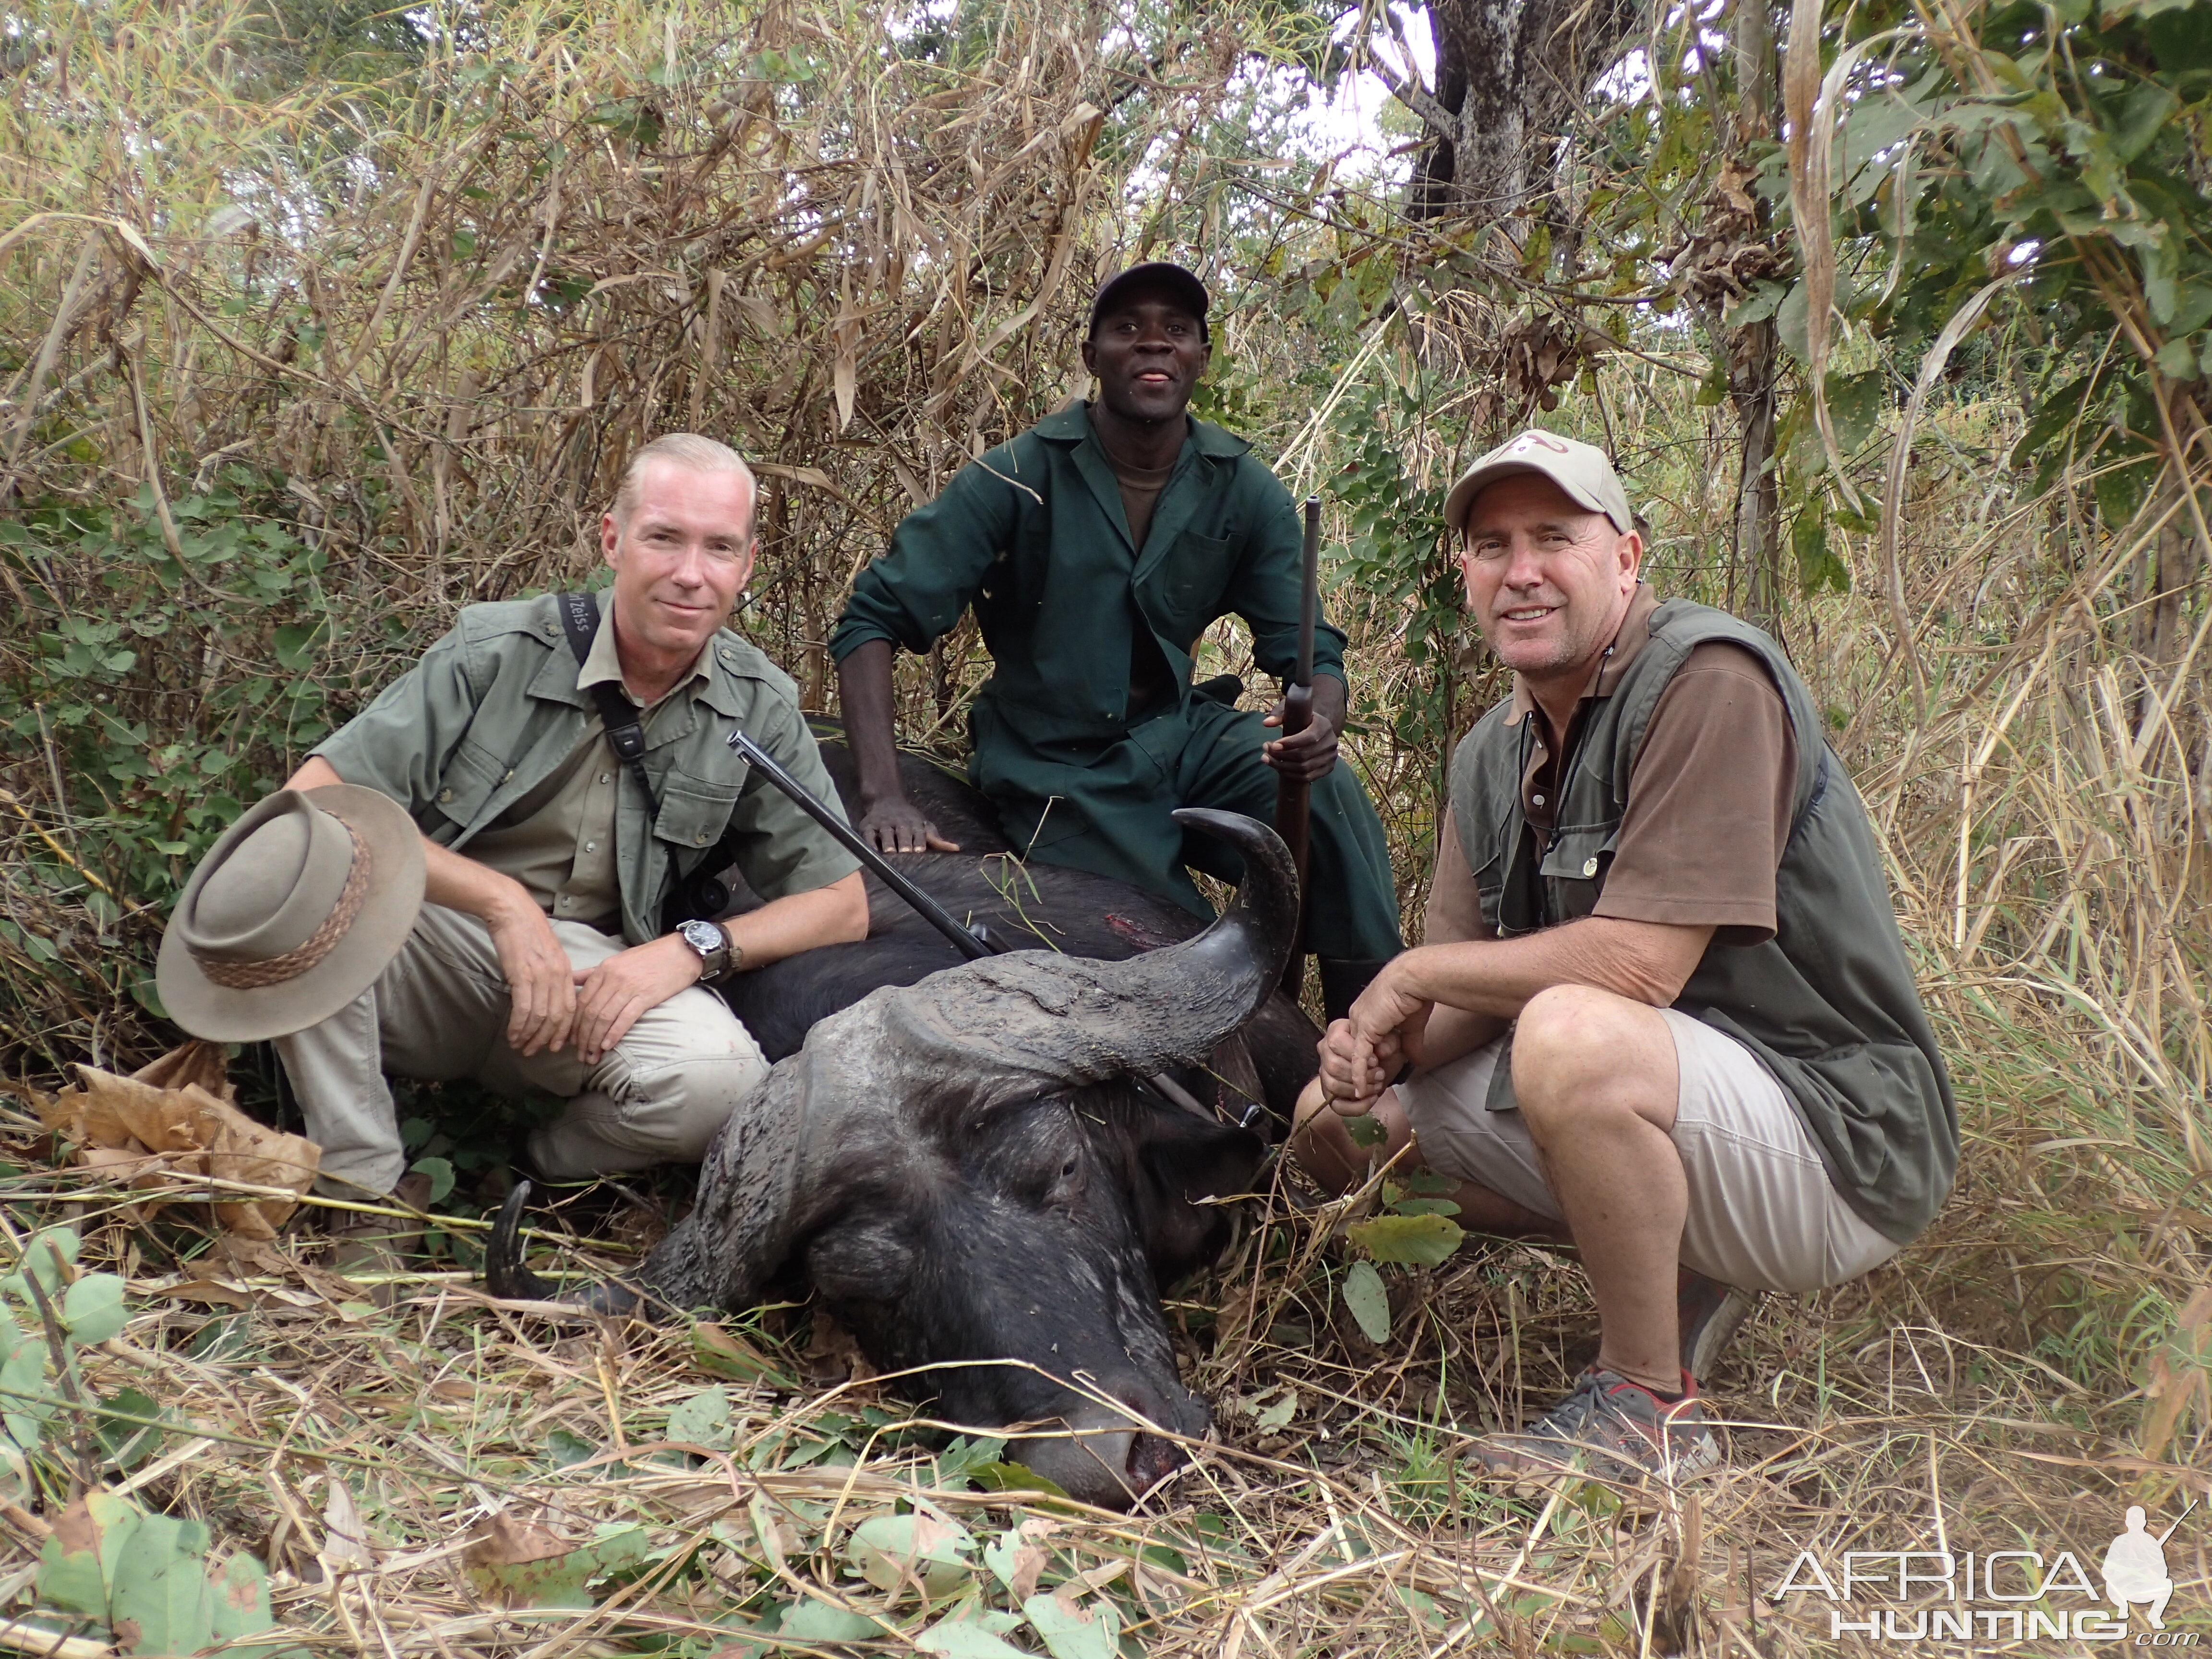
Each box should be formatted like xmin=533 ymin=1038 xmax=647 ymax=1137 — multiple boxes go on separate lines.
xmin=829 ymin=263 xmax=1403 ymax=1020
xmin=1293 ymin=431 xmax=1956 ymax=1480
xmin=158 ymin=435 xmax=867 ymax=1242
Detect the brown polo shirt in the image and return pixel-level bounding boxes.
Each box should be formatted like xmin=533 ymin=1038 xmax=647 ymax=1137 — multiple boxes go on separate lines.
xmin=1426 ymin=583 xmax=1797 ymax=947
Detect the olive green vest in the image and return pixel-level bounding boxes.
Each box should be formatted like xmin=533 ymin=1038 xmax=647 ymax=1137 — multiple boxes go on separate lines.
xmin=1448 ymin=599 xmax=1957 ymax=1243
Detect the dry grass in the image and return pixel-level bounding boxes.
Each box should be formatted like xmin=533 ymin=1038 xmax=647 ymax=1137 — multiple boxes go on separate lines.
xmin=0 ymin=0 xmax=2208 ymax=1652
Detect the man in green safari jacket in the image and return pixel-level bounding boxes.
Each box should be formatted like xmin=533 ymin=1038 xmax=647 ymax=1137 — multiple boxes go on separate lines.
xmin=830 ymin=263 xmax=1402 ymax=1019
xmin=1292 ymin=431 xmax=1956 ymax=1482
xmin=158 ymin=435 xmax=868 ymax=1240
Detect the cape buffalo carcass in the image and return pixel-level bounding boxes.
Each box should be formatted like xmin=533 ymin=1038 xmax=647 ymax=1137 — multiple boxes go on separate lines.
xmin=488 ymin=746 xmax=1321 ymax=1512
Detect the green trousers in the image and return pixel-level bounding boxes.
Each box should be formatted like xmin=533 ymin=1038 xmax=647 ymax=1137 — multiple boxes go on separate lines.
xmin=969 ymin=692 xmax=1404 ymax=962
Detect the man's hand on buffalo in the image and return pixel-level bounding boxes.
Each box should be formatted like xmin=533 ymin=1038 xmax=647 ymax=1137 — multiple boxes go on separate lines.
xmin=838 ymin=637 xmax=962 ymax=854
xmin=570 ymin=933 xmax=702 ymax=1064
xmin=1261 ymin=673 xmax=1347 ymax=783
xmin=857 ymin=790 xmax=961 ymax=855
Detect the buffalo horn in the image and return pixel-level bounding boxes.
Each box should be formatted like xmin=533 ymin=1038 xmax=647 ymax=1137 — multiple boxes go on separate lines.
xmin=861 ymin=807 xmax=1299 ymax=1100
xmin=483 ymin=1181 xmax=644 ymax=1313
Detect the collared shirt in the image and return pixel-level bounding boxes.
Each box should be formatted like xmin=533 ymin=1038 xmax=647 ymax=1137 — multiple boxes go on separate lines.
xmin=465 ymin=603 xmax=717 ymax=932
xmin=1426 ymin=581 xmax=1796 ymax=948
xmin=827 ymin=400 xmax=1347 ymax=759
xmin=315 ymin=592 xmax=859 ymax=946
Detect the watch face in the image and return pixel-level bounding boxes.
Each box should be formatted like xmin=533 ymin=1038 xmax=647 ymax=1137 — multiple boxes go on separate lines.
xmin=681 ymin=920 xmax=721 ymax=954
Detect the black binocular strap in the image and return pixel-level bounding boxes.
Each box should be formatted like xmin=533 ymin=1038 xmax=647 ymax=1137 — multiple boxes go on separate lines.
xmin=557 ymin=591 xmax=661 ymax=818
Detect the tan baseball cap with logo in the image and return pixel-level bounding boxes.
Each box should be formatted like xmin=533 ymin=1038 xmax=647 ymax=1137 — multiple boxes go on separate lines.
xmin=1443 ymin=430 xmax=1635 ymax=538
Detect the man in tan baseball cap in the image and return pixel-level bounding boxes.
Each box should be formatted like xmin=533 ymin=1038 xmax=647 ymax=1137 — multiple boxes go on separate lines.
xmin=1290 ymin=427 xmax=1956 ymax=1486
xmin=1440 ymin=428 xmax=1635 ymax=541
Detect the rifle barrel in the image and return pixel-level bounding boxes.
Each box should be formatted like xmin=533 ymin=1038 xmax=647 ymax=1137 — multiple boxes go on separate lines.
xmin=725 ymin=729 xmax=1228 ymax=1126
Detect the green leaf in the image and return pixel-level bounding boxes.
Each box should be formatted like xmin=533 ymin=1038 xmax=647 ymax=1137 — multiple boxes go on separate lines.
xmin=407 ymin=1157 xmax=454 ymax=1205
xmin=1387 ymin=1198 xmax=1461 ymax=1218
xmin=1340 ymin=1112 xmax=1386 ymax=1149
xmin=846 ymin=1512 xmax=976 ymax=1599
xmin=109 ymin=1512 xmax=216 ymax=1657
xmin=778 ymin=1599 xmax=889 ymax=1640
xmin=207 ymin=1552 xmax=274 ymax=1640
xmin=96 ymin=1388 xmax=166 ymax=1471
xmin=272 ymin=624 xmax=322 ymax=670
xmin=38 ymin=1493 xmax=145 ymax=1619
xmin=62 ymin=1274 xmax=128 ymax=1345
xmin=18 ymin=1227 xmax=82 ymax=1294
xmin=938 ymin=1433 xmax=1008 ymax=1482
xmin=2095 ymin=456 xmax=2158 ymax=527
xmin=973 ymin=1462 xmax=1072 ymax=1500
xmin=1 ymin=1342 xmax=53 ymax=1449
xmin=1341 ymin=1261 xmax=1393 ymax=1343
xmin=546 ymin=1428 xmax=596 ymax=1469
xmin=917 ymin=1614 xmax=1037 ymax=1658
xmin=1346 ymin=1213 xmax=1466 ymax=1267
xmin=464 ymin=1547 xmax=594 ymax=1611
xmin=666 ymin=1385 xmax=733 ymax=1451
xmin=1024 ymin=1590 xmax=1120 ymax=1659
xmin=1723 ymin=282 xmax=1785 ymax=330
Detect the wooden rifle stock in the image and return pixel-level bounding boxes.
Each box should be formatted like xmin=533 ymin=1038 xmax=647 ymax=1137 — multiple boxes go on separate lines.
xmin=1274 ymin=496 xmax=1321 ymax=988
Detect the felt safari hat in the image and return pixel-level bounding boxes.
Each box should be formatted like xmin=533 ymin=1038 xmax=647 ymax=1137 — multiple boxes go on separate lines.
xmin=1443 ymin=429 xmax=1635 ymax=537
xmin=157 ymin=785 xmax=425 ymax=1043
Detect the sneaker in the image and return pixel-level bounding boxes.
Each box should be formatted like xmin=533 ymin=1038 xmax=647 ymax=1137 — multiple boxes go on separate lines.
xmin=1467 ymin=1367 xmax=1724 ymax=1484
xmin=1678 ymin=1268 xmax=1758 ymax=1383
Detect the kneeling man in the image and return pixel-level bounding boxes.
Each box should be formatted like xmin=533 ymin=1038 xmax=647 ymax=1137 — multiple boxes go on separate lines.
xmin=1295 ymin=431 xmax=1955 ymax=1479
xmin=160 ymin=434 xmax=867 ymax=1236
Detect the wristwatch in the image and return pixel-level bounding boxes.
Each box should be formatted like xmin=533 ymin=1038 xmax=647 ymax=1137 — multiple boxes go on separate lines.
xmin=676 ymin=918 xmax=740 ymax=983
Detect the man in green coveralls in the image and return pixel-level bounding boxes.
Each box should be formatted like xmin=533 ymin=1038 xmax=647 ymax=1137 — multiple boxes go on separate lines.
xmin=1292 ymin=431 xmax=1956 ymax=1480
xmin=830 ymin=263 xmax=1402 ymax=1018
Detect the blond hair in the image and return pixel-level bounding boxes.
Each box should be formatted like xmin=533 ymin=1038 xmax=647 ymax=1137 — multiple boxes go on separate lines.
xmin=610 ymin=433 xmax=758 ymax=536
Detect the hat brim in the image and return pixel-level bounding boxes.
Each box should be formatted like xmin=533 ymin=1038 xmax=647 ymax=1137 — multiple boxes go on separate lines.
xmin=1443 ymin=459 xmax=1625 ymax=538
xmin=157 ymin=784 xmax=427 ymax=1043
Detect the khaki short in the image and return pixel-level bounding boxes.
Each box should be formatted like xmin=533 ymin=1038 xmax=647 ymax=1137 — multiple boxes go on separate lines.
xmin=1398 ymin=1009 xmax=1898 ymax=1294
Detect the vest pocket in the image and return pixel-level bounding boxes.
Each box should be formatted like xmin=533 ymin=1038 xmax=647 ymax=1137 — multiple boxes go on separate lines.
xmin=1538 ymin=824 xmax=1623 ymax=921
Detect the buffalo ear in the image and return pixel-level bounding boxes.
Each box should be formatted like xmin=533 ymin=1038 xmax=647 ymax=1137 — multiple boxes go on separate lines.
xmin=1130 ymin=1109 xmax=1265 ymax=1286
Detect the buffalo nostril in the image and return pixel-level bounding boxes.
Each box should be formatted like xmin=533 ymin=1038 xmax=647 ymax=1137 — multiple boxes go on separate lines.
xmin=1126 ymin=1431 xmax=1186 ymax=1490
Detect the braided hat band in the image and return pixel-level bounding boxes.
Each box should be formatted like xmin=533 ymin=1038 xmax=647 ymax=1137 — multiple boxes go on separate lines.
xmin=189 ymin=841 xmax=372 ymax=990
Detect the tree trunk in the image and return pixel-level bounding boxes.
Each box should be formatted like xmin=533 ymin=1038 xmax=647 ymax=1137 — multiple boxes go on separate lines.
xmin=1406 ymin=0 xmax=1641 ymax=227
xmin=1726 ymin=0 xmax=1785 ymax=628
xmin=1732 ymin=320 xmax=1783 ymax=627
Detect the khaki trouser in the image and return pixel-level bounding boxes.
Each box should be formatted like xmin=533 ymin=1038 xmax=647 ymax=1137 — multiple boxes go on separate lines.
xmin=276 ymin=904 xmax=770 ymax=1195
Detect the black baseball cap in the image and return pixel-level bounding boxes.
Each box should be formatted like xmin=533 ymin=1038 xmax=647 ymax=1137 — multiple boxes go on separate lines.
xmin=1086 ymin=262 xmax=1210 ymax=341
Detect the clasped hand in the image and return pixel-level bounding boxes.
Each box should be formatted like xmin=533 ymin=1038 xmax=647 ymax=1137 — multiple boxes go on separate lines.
xmin=488 ymin=906 xmax=701 ymax=1066
xmin=1314 ymin=965 xmax=1432 ymax=1114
